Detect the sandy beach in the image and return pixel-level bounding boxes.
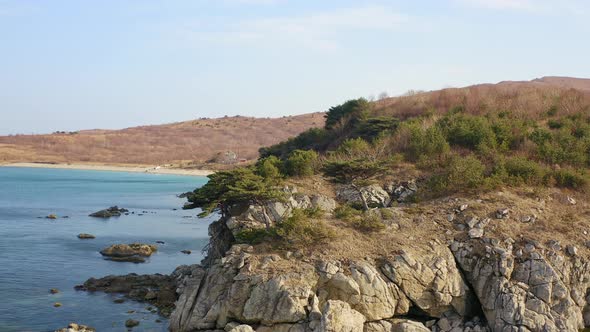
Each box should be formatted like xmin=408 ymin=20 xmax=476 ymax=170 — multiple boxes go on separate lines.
xmin=0 ymin=162 xmax=214 ymax=176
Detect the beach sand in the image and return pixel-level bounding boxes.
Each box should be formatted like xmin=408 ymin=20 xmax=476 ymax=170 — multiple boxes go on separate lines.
xmin=0 ymin=162 xmax=214 ymax=176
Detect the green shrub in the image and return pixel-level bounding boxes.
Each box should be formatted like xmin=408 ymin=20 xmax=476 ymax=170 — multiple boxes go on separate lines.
xmin=504 ymin=157 xmax=546 ymax=184
xmin=334 ymin=205 xmax=361 ymax=221
xmin=547 ymin=119 xmax=565 ymax=129
xmin=303 ymin=206 xmax=324 ymax=218
xmin=438 ymin=114 xmax=496 ymax=152
xmin=256 ymin=156 xmax=283 ymax=179
xmin=284 ymin=149 xmax=318 ymax=177
xmin=354 ymin=213 xmax=385 ymax=232
xmin=551 ymin=169 xmax=588 ymax=189
xmin=380 ymin=208 xmax=395 ymax=220
xmin=490 ymin=117 xmax=527 ymax=151
xmin=404 ymin=123 xmax=449 ymax=161
xmin=275 ymin=209 xmax=333 ymax=246
xmin=355 ymin=116 xmax=399 ymax=141
xmin=325 ymin=98 xmax=370 ymax=130
xmin=259 ymin=128 xmax=331 ymax=158
xmin=234 ymin=228 xmax=271 ymax=245
xmin=446 ymin=155 xmax=486 ymax=189
xmin=336 ymin=138 xmax=372 ymax=158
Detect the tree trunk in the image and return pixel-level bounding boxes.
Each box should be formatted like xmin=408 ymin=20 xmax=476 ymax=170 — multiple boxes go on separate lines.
xmin=261 ymin=204 xmax=272 ymax=230
xmin=351 ymin=183 xmax=369 ymax=211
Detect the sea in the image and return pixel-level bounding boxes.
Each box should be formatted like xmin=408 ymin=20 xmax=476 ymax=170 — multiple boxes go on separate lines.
xmin=0 ymin=167 xmax=214 ymax=331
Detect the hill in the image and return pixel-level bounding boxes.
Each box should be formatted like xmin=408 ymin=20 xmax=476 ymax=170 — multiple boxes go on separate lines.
xmin=170 ymin=75 xmax=590 ymax=331
xmin=0 ymin=113 xmax=325 ymax=167
xmin=1 ymin=76 xmax=589 ymax=169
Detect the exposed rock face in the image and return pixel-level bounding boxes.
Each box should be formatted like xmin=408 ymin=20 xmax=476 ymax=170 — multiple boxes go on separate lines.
xmin=452 ymin=238 xmax=588 ymax=331
xmin=224 ymin=189 xmax=337 ymax=238
xmin=385 ymin=180 xmax=418 ymax=203
xmin=169 ymin=189 xmax=590 ymax=332
xmin=99 ymin=243 xmax=157 ymax=263
xmin=89 ymin=206 xmax=128 ymax=218
xmin=336 ymin=184 xmax=391 ymax=208
xmin=380 ymin=242 xmax=476 ymax=317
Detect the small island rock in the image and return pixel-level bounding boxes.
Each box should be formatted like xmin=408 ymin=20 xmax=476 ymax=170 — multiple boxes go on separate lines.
xmin=100 ymin=243 xmax=157 ymax=263
xmin=77 ymin=233 xmax=95 ymax=239
xmin=89 ymin=206 xmax=129 ymax=218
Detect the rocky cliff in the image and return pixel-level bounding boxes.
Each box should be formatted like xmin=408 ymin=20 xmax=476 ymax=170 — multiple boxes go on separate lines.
xmin=168 ymin=183 xmax=590 ymax=332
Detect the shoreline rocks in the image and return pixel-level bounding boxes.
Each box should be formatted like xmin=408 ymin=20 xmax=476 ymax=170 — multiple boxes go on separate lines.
xmin=75 ymin=264 xmax=203 ymax=317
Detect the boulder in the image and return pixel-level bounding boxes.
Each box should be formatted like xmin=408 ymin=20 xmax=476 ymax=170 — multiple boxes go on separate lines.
xmin=386 ymin=180 xmax=418 ymax=203
xmin=54 ymin=323 xmax=95 ymax=332
xmin=89 ymin=206 xmax=128 ymax=218
xmin=336 ymin=184 xmax=391 ymax=208
xmin=319 ymin=300 xmax=365 ymax=332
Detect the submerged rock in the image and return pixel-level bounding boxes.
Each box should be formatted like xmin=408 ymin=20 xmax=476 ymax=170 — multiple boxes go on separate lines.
xmin=89 ymin=206 xmax=128 ymax=218
xmin=49 ymin=288 xmax=60 ymax=294
xmin=54 ymin=323 xmax=95 ymax=332
xmin=125 ymin=319 xmax=140 ymax=328
xmin=99 ymin=243 xmax=157 ymax=263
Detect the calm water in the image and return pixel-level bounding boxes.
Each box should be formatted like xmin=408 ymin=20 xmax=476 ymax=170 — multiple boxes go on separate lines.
xmin=0 ymin=167 xmax=213 ymax=332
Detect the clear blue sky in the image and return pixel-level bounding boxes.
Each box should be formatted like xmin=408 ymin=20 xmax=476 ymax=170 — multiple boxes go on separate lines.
xmin=1 ymin=0 xmax=588 ymax=134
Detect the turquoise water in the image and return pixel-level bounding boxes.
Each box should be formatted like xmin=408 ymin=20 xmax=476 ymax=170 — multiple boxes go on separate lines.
xmin=0 ymin=167 xmax=213 ymax=332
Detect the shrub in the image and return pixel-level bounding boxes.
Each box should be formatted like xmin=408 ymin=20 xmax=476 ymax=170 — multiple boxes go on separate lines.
xmin=354 ymin=213 xmax=385 ymax=232
xmin=325 ymin=98 xmax=370 ymax=130
xmin=504 ymin=157 xmax=546 ymax=184
xmin=446 ymin=155 xmax=486 ymax=189
xmin=335 ymin=138 xmax=372 ymax=159
xmin=284 ymin=149 xmax=318 ymax=177
xmin=259 ymin=128 xmax=331 ymax=158
xmin=334 ymin=205 xmax=361 ymax=221
xmin=256 ymin=156 xmax=283 ymax=179
xmin=234 ymin=228 xmax=271 ymax=245
xmin=438 ymin=114 xmax=496 ymax=152
xmin=275 ymin=209 xmax=333 ymax=246
xmin=551 ymin=168 xmax=588 ymax=189
xmin=380 ymin=208 xmax=395 ymax=220
xmin=354 ymin=116 xmax=399 ymax=141
xmin=404 ymin=122 xmax=449 ymax=161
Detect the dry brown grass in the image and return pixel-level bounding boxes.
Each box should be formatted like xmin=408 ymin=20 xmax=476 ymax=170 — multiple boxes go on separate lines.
xmin=373 ymin=77 xmax=590 ymax=121
xmin=0 ymin=113 xmax=325 ymax=165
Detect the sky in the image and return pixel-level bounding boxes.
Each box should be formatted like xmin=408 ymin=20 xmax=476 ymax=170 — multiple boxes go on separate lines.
xmin=1 ymin=0 xmax=589 ymax=134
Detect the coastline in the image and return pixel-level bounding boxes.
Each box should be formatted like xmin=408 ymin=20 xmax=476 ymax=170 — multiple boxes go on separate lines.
xmin=0 ymin=162 xmax=214 ymax=177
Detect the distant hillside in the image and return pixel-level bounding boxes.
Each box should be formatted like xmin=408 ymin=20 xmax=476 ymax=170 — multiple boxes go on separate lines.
xmin=1 ymin=76 xmax=588 ymax=167
xmin=0 ymin=113 xmax=325 ymax=166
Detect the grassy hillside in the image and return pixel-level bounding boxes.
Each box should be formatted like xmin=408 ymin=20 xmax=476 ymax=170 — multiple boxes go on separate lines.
xmin=187 ymin=76 xmax=590 ymax=222
xmin=0 ymin=113 xmax=325 ymax=166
